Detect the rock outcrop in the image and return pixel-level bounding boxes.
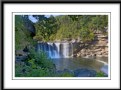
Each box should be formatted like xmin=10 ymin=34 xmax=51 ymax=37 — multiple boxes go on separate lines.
xmin=73 ymin=32 xmax=108 ymax=58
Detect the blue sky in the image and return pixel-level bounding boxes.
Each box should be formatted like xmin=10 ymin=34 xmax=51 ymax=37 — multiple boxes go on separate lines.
xmin=29 ymin=15 xmax=38 ymax=23
xmin=29 ymin=15 xmax=60 ymax=23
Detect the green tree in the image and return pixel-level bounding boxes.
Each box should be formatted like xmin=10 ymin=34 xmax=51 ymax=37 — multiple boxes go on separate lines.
xmin=15 ymin=15 xmax=36 ymax=50
xmin=34 ymin=15 xmax=58 ymax=41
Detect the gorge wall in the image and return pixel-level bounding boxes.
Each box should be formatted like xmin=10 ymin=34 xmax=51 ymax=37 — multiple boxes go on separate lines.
xmin=16 ymin=31 xmax=108 ymax=61
xmin=73 ymin=32 xmax=108 ymax=58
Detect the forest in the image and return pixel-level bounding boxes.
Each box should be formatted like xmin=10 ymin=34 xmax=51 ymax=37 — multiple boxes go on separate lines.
xmin=34 ymin=15 xmax=108 ymax=42
xmin=15 ymin=15 xmax=108 ymax=50
xmin=15 ymin=15 xmax=108 ymax=77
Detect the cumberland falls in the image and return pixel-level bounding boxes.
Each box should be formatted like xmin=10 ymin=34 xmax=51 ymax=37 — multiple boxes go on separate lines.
xmin=37 ymin=42 xmax=73 ymax=58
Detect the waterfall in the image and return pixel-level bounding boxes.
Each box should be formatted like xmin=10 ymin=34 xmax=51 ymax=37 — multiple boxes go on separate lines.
xmin=55 ymin=43 xmax=60 ymax=54
xmin=37 ymin=42 xmax=73 ymax=59
xmin=63 ymin=43 xmax=69 ymax=58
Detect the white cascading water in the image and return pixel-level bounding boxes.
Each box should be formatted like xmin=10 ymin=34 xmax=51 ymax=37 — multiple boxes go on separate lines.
xmin=48 ymin=42 xmax=60 ymax=58
xmin=48 ymin=42 xmax=53 ymax=58
xmin=37 ymin=42 xmax=73 ymax=59
xmin=54 ymin=43 xmax=60 ymax=54
xmin=63 ymin=43 xmax=69 ymax=58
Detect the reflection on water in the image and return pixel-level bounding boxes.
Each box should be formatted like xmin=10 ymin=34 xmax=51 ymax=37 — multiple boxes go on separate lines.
xmin=52 ymin=57 xmax=108 ymax=74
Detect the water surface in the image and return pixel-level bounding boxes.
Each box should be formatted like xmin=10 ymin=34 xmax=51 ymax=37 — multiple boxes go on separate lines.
xmin=52 ymin=57 xmax=108 ymax=75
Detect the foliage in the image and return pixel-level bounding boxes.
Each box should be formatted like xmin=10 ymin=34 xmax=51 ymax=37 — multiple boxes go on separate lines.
xmin=15 ymin=15 xmax=108 ymax=77
xmin=28 ymin=47 xmax=54 ymax=69
xmin=68 ymin=15 xmax=108 ymax=42
xmin=15 ymin=62 xmax=54 ymax=77
xmin=15 ymin=15 xmax=36 ymax=50
xmin=33 ymin=15 xmax=108 ymax=42
xmin=15 ymin=15 xmax=108 ymax=44
xmin=96 ymin=71 xmax=106 ymax=77
xmin=34 ymin=15 xmax=58 ymax=41
xmin=15 ymin=48 xmax=56 ymax=77
xmin=15 ymin=47 xmax=75 ymax=77
xmin=79 ymin=28 xmax=95 ymax=42
xmin=57 ymin=72 xmax=74 ymax=77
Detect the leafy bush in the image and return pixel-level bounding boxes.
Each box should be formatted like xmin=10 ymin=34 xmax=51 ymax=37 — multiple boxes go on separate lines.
xmin=34 ymin=15 xmax=108 ymax=42
xmin=96 ymin=71 xmax=105 ymax=77
xmin=15 ymin=47 xmax=56 ymax=77
xmin=15 ymin=48 xmax=74 ymax=77
xmin=15 ymin=15 xmax=36 ymax=50
xmin=28 ymin=48 xmax=54 ymax=69
xmin=58 ymin=72 xmax=74 ymax=77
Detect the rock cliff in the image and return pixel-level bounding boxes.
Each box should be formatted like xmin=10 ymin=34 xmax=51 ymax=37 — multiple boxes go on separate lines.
xmin=73 ymin=32 xmax=108 ymax=58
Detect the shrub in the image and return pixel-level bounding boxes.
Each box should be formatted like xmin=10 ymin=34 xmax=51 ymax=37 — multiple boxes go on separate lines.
xmin=15 ymin=47 xmax=56 ymax=77
xmin=96 ymin=71 xmax=105 ymax=77
xmin=59 ymin=72 xmax=74 ymax=77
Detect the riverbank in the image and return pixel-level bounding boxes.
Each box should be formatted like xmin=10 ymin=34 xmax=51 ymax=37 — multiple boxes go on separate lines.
xmin=15 ymin=59 xmax=108 ymax=77
xmin=15 ymin=45 xmax=108 ymax=77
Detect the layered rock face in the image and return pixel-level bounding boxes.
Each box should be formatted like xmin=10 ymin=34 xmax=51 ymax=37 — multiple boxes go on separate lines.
xmin=73 ymin=32 xmax=108 ymax=58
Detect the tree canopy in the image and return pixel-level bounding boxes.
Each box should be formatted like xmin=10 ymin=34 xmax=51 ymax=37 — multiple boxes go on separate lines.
xmin=15 ymin=15 xmax=108 ymax=45
xmin=33 ymin=15 xmax=108 ymax=42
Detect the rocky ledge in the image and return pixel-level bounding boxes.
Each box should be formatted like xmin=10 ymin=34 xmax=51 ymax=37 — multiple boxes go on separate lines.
xmin=73 ymin=34 xmax=108 ymax=58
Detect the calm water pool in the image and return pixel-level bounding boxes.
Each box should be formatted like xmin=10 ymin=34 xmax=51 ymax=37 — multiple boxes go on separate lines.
xmin=52 ymin=57 xmax=108 ymax=75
